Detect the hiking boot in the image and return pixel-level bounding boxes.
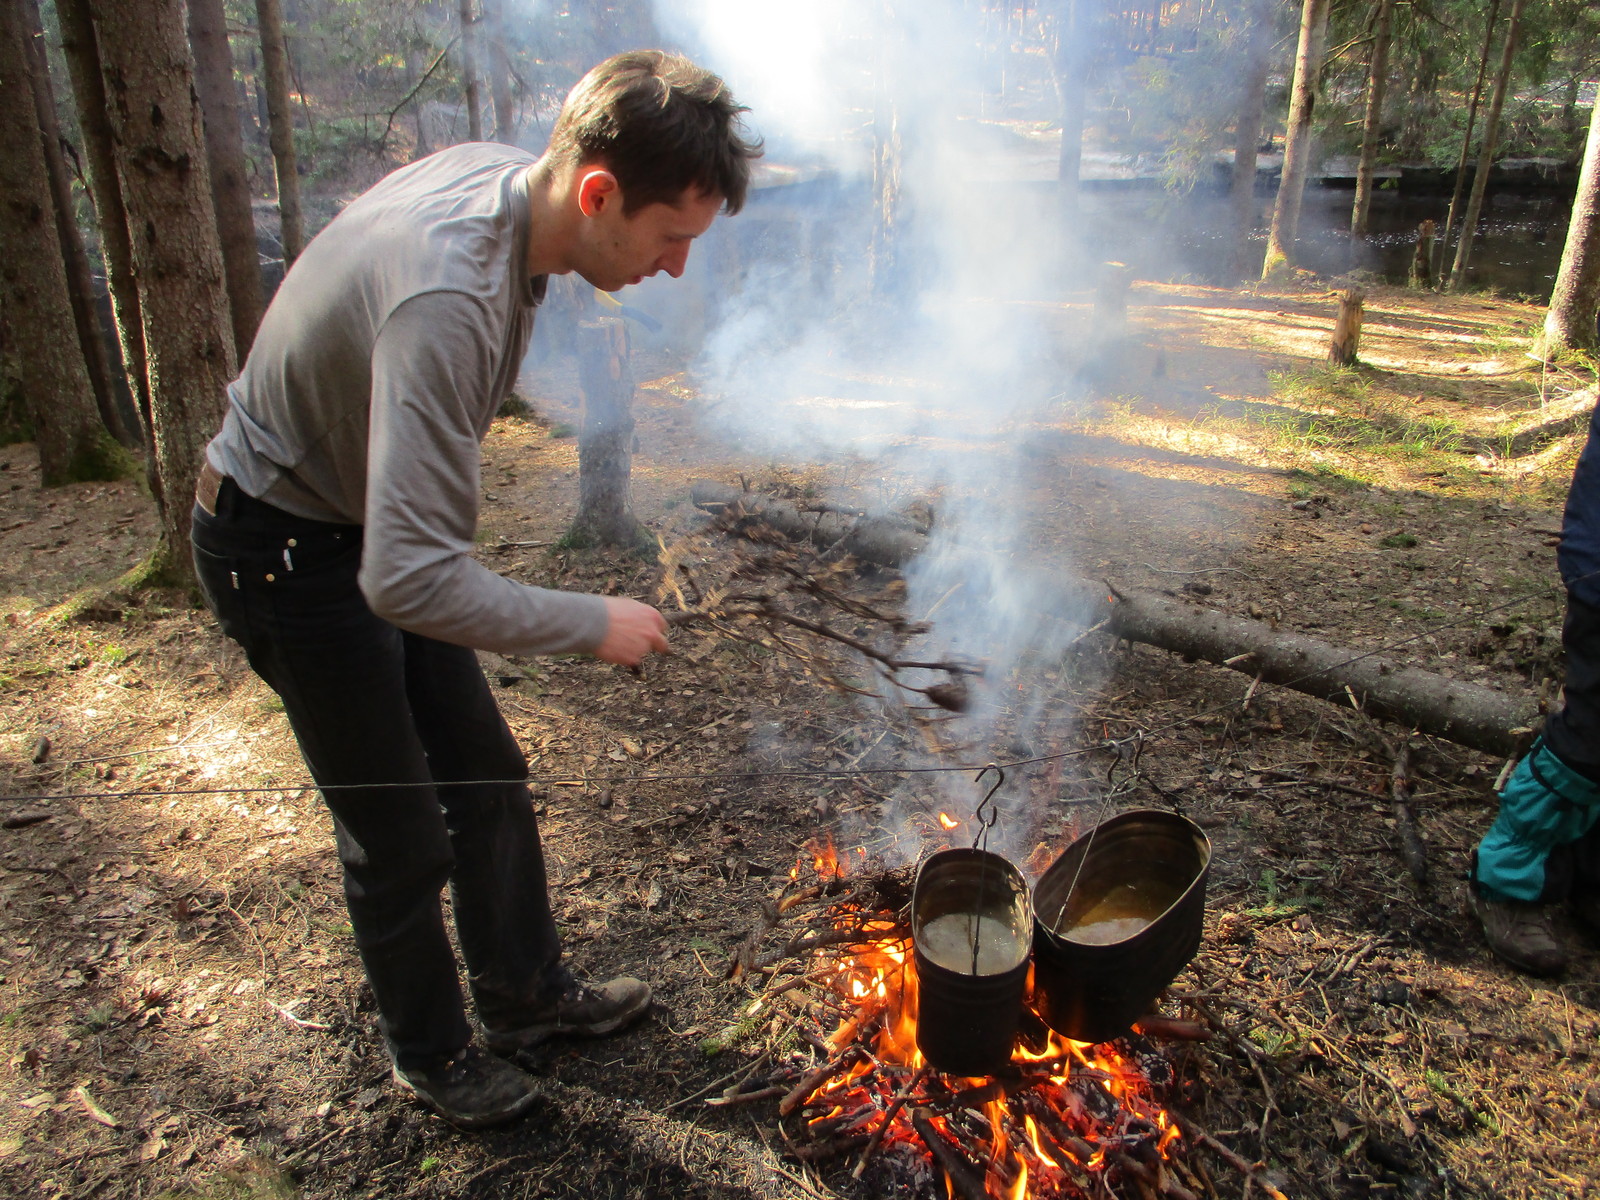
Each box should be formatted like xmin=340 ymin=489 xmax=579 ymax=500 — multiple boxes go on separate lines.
xmin=484 ymin=971 xmax=652 ymax=1052
xmin=392 ymin=1046 xmax=541 ymax=1129
xmin=1467 ymin=885 xmax=1568 ymax=976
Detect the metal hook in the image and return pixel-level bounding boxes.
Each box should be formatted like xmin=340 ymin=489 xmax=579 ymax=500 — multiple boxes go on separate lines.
xmin=971 ymin=762 xmax=1004 ymax=851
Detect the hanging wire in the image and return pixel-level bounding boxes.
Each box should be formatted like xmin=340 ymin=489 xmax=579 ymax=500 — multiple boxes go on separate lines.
xmin=2 ymin=569 xmax=1590 ymax=807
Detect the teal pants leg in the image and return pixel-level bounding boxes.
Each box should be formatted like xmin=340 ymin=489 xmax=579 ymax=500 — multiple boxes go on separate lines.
xmin=1476 ymin=740 xmax=1600 ymax=903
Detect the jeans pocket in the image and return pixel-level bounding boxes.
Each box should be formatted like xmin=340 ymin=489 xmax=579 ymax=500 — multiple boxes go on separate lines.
xmin=192 ymin=542 xmax=237 ymax=622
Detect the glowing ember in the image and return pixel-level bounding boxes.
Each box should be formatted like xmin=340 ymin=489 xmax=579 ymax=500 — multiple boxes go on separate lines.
xmin=766 ymin=846 xmax=1189 ymax=1199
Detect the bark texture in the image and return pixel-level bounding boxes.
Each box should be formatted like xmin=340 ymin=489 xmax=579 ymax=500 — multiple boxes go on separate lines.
xmin=1437 ymin=0 xmax=1500 ymax=284
xmin=188 ymin=0 xmax=264 ymax=363
xmin=19 ymin=0 xmax=129 ymax=446
xmin=1448 ymin=0 xmax=1527 ymax=291
xmin=57 ymin=0 xmax=150 ymax=442
xmin=481 ymin=0 xmax=513 ymax=142
xmin=459 ymin=0 xmax=482 ymax=142
xmin=87 ymin=0 xmax=236 ymax=575
xmin=1229 ymin=0 xmax=1273 ymax=281
xmin=0 ymin=0 xmax=117 ymax=483
xmin=1329 ymin=289 xmax=1365 ymax=366
xmin=691 ymin=482 xmax=1541 ymax=758
xmin=256 ymin=0 xmax=303 ymax=264
xmin=1350 ymin=0 xmax=1394 ymax=242
xmin=572 ymin=317 xmax=645 ymax=547
xmin=1262 ymin=0 xmax=1330 ymax=278
xmin=1537 ymin=90 xmax=1600 ymax=356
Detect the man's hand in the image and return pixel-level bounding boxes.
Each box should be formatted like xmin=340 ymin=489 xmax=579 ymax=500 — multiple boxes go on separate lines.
xmin=594 ymin=597 xmax=669 ymax=667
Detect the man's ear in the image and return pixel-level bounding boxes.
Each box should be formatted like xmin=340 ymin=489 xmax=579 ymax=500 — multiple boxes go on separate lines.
xmin=576 ymin=169 xmax=620 ymax=218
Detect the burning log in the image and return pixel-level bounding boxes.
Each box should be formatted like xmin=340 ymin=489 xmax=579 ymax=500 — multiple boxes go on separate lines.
xmin=690 ymin=481 xmax=1541 ymax=757
xmin=780 ymin=1049 xmax=863 ymax=1116
xmin=909 ymin=1107 xmax=991 ymax=1200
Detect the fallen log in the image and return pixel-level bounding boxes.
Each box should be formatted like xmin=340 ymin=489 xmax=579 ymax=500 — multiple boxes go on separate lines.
xmin=690 ymin=482 xmax=1541 ymax=758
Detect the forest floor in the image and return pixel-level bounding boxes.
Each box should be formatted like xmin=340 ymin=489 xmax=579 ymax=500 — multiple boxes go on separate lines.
xmin=0 ymin=278 xmax=1597 ymax=1200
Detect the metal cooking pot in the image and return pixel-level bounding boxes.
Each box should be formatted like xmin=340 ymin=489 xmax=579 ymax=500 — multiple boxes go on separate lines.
xmin=911 ymin=847 xmax=1032 ymax=1076
xmin=1031 ymin=809 xmax=1210 ymax=1045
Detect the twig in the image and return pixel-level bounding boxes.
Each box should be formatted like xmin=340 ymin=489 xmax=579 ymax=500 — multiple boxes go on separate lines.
xmin=851 ymin=1066 xmax=930 ymax=1179
xmin=780 ymin=1049 xmax=860 ymax=1116
xmin=1172 ymin=1114 xmax=1289 ymax=1200
xmin=266 ymin=998 xmax=331 ymax=1031
xmin=1388 ymin=743 xmax=1429 ymax=885
xmin=377 ymin=37 xmax=459 ymax=157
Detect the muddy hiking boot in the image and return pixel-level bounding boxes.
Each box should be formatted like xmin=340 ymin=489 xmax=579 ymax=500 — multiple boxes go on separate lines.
xmin=392 ymin=1046 xmax=542 ymax=1129
xmin=1467 ymin=884 xmax=1569 ymax=977
xmin=484 ymin=972 xmax=652 ymax=1053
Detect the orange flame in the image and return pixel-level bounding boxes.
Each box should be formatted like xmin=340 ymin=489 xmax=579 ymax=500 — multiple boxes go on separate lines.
xmin=936 ymin=812 xmax=960 ymax=830
xmin=780 ymin=847 xmax=1182 ymax=1197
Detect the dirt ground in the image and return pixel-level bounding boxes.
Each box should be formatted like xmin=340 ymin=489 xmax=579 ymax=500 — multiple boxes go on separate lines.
xmin=1 ymin=279 xmax=1597 ymax=1200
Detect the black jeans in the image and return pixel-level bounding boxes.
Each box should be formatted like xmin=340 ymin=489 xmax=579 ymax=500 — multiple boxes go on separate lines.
xmin=191 ymin=479 xmax=562 ymax=1070
xmin=1546 ymin=592 xmax=1600 ymax=897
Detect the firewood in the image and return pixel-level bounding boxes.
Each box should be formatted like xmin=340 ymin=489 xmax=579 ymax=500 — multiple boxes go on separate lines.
xmin=779 ymin=1049 xmax=860 ymax=1116
xmin=851 ymin=1066 xmax=930 ymax=1179
xmin=909 ymin=1108 xmax=991 ymax=1200
xmin=1133 ymin=1014 xmax=1212 ymax=1042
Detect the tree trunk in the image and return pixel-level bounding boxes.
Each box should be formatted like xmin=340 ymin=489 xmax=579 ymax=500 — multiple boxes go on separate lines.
xmin=0 ymin=0 xmax=121 ymax=484
xmin=1228 ymin=0 xmax=1273 ymax=282
xmin=256 ymin=0 xmax=303 ymax=265
xmin=690 ymin=482 xmax=1541 ymax=758
xmin=18 ymin=0 xmax=131 ymax=448
xmin=1349 ymin=0 xmax=1394 ymax=243
xmin=1051 ymin=0 xmax=1091 ymax=210
xmin=572 ymin=316 xmax=645 ymax=547
xmin=458 ymin=0 xmax=482 ymax=142
xmin=1535 ymin=90 xmax=1600 ymax=357
xmin=188 ymin=0 xmax=263 ymax=364
xmin=1447 ymin=0 xmax=1527 ymax=292
xmin=56 ymin=0 xmax=151 ymax=445
xmin=1328 ymin=289 xmax=1364 ymax=365
xmin=1261 ymin=0 xmax=1330 ymax=279
xmin=1409 ymin=219 xmax=1436 ymax=288
xmin=1437 ymin=0 xmax=1500 ymax=285
xmin=481 ymin=0 xmax=514 ymax=143
xmin=86 ymin=0 xmax=236 ymax=580
xmin=870 ymin=5 xmax=903 ymax=300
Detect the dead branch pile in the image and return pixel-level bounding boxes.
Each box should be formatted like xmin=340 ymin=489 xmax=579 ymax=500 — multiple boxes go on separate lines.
xmin=688 ymin=481 xmax=1540 ymax=758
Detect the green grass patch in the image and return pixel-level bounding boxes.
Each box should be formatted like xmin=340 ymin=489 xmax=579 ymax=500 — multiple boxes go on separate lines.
xmin=1378 ymin=532 xmax=1419 ymax=549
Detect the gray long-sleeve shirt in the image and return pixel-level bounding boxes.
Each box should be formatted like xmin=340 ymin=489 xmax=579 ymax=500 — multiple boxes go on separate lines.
xmin=205 ymin=144 xmax=607 ymax=657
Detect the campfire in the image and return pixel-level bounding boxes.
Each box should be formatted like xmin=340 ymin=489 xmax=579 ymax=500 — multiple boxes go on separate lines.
xmin=718 ymin=835 xmax=1203 ymax=1200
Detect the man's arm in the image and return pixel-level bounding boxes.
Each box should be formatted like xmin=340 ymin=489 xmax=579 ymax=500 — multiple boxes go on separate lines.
xmin=359 ymin=292 xmax=656 ymax=660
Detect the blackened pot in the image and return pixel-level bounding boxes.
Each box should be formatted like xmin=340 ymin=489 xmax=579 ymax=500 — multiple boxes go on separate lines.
xmin=911 ymin=848 xmax=1032 ymax=1076
xmin=1031 ymin=809 xmax=1211 ymax=1045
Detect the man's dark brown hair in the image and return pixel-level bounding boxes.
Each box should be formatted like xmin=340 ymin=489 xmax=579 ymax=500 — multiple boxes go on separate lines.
xmin=548 ymin=50 xmax=763 ymax=215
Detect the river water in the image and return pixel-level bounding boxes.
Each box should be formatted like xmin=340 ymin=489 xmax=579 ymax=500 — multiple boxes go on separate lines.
xmin=1078 ymin=184 xmax=1572 ymax=299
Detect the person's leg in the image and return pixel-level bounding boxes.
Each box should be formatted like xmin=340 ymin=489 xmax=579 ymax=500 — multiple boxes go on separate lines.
xmin=397 ymin=633 xmax=651 ymax=1044
xmin=397 ymin=633 xmax=562 ymax=1024
xmin=1472 ymin=594 xmax=1600 ymax=972
xmin=1547 ymin=595 xmax=1600 ymax=923
xmin=192 ymin=491 xmax=470 ymax=1069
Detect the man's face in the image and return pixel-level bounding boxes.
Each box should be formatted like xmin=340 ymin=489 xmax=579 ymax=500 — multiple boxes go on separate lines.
xmin=574 ymin=174 xmax=723 ymax=292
